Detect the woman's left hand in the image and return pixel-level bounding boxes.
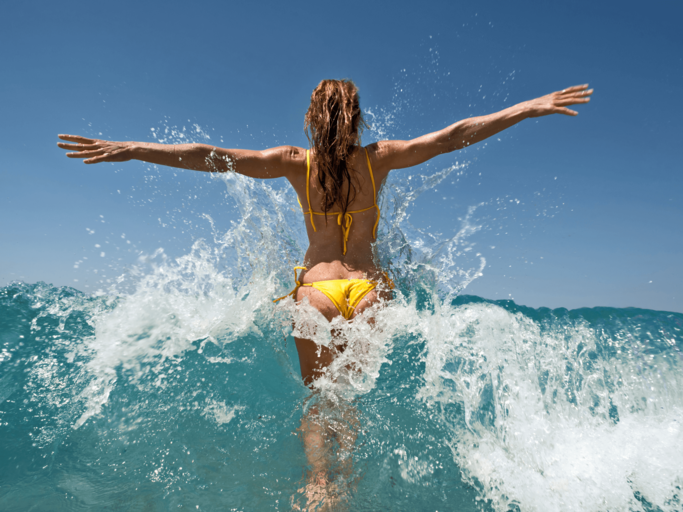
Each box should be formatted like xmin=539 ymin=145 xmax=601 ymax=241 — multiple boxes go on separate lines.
xmin=57 ymin=134 xmax=135 ymax=164
xmin=525 ymin=84 xmax=593 ymax=117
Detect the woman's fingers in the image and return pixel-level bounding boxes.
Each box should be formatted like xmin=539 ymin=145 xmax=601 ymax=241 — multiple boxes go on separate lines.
xmin=553 ymin=87 xmax=592 ymax=109
xmin=564 ymin=89 xmax=593 ymax=98
xmin=58 ymin=142 xmax=99 ymax=151
xmin=67 ymin=149 xmax=105 ymax=159
xmin=564 ymin=89 xmax=593 ymax=99
xmin=556 ymin=107 xmax=578 ymax=116
xmin=84 ymin=155 xmax=110 ymax=164
xmin=58 ymin=134 xmax=97 ymax=144
xmin=556 ymin=96 xmax=591 ymax=106
xmin=561 ymin=84 xmax=589 ymax=94
xmin=556 ymin=88 xmax=592 ymax=103
xmin=84 ymin=147 xmax=128 ymax=164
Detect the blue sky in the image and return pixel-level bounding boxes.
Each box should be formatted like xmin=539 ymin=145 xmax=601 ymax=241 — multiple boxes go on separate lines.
xmin=1 ymin=0 xmax=681 ymax=312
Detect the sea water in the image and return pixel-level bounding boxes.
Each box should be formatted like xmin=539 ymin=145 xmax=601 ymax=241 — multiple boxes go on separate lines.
xmin=2 ymin=128 xmax=683 ymax=511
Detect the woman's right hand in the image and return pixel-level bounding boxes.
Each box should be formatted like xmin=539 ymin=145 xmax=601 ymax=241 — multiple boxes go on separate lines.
xmin=57 ymin=134 xmax=135 ymax=164
xmin=525 ymin=84 xmax=593 ymax=117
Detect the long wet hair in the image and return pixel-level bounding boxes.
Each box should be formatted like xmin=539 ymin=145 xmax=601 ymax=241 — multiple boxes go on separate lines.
xmin=304 ymin=79 xmax=368 ymax=219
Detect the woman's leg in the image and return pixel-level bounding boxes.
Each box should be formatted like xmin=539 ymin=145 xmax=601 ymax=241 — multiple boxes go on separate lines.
xmin=292 ymin=283 xmax=388 ymax=509
xmin=296 ymin=398 xmax=358 ymax=511
xmin=292 ymin=287 xmax=343 ymax=509
xmin=293 ymin=285 xmax=342 ymax=385
xmin=299 ymin=403 xmax=331 ymax=481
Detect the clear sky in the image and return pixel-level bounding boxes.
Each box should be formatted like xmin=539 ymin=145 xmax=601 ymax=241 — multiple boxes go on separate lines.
xmin=1 ymin=0 xmax=681 ymax=312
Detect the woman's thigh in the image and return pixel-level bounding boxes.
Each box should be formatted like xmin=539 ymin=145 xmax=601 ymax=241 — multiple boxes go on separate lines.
xmin=294 ymin=287 xmax=340 ymax=384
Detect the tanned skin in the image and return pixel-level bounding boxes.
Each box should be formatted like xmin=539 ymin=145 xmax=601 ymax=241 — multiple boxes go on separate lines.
xmin=59 ymin=84 xmax=593 ymax=385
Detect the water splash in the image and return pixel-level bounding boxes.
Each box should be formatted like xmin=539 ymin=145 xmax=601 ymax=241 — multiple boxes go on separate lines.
xmin=418 ymin=301 xmax=683 ymax=511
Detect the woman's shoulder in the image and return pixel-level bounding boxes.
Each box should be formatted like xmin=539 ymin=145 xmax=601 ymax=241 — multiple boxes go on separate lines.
xmin=259 ymin=145 xmax=308 ymax=177
xmin=359 ymin=142 xmax=391 ymax=181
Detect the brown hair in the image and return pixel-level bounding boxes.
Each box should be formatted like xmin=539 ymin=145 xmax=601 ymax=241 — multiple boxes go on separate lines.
xmin=304 ymin=79 xmax=368 ymax=219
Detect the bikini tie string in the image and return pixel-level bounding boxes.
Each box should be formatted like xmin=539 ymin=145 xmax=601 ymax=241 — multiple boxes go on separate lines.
xmin=338 ymin=212 xmax=353 ymax=255
xmin=273 ymin=266 xmax=307 ymax=303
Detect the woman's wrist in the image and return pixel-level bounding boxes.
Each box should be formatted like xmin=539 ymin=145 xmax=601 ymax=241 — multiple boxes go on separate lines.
xmin=514 ymin=101 xmax=534 ymax=119
xmin=134 ymin=142 xmax=159 ymax=162
xmin=128 ymin=142 xmax=168 ymax=164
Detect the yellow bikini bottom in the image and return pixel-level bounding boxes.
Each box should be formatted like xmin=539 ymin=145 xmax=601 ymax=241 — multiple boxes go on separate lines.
xmin=273 ymin=266 xmax=393 ymax=320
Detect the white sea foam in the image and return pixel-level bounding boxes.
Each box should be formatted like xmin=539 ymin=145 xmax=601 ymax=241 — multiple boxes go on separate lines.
xmin=418 ymin=302 xmax=683 ymax=512
xmin=73 ymin=241 xmax=275 ymax=429
xmin=203 ymin=399 xmax=243 ymax=425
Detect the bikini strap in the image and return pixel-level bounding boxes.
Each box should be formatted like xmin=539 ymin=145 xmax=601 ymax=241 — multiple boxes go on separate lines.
xmin=305 ymin=150 xmax=316 ymax=232
xmin=365 ymin=148 xmax=380 ymax=238
xmin=365 ymin=148 xmax=377 ymax=201
xmin=294 ymin=266 xmax=307 ymax=286
xmin=338 ymin=212 xmax=352 ymax=255
xmin=273 ymin=266 xmax=308 ymax=303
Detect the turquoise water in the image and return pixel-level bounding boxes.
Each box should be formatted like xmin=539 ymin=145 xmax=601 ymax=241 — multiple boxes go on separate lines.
xmin=2 ymin=128 xmax=683 ymax=511
xmin=1 ymin=280 xmax=682 ymax=511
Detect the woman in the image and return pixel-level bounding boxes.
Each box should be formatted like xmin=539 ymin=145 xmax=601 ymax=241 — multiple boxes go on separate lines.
xmin=58 ymin=80 xmax=592 ymax=383
xmin=59 ymin=79 xmax=592 ymax=505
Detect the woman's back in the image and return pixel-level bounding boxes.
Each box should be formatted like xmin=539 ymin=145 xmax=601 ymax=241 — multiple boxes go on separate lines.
xmin=287 ymin=145 xmax=389 ymax=278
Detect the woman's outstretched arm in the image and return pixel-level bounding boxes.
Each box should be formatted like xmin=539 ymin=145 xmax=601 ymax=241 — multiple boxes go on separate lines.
xmin=57 ymin=137 xmax=303 ymax=179
xmin=370 ymin=84 xmax=593 ymax=173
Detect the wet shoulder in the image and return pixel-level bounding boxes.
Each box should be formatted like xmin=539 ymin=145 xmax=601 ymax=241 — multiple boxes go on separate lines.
xmin=362 ymin=143 xmax=390 ymax=185
xmin=263 ymin=145 xmax=307 ymax=180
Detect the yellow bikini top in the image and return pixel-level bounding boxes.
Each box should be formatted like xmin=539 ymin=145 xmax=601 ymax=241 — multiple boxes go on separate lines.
xmin=299 ymin=148 xmax=380 ymax=255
